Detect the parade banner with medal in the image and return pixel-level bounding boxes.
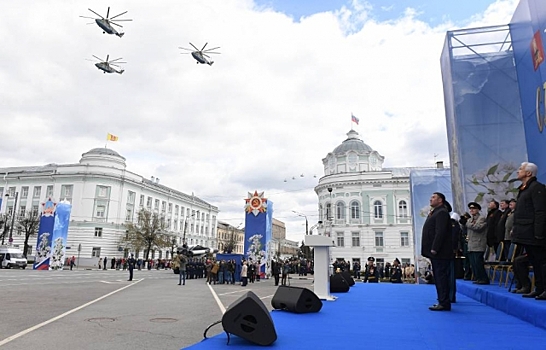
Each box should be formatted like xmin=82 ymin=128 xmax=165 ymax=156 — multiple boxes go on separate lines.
xmin=33 ymin=198 xmax=72 ymax=270
xmin=244 ymin=191 xmax=273 ymax=278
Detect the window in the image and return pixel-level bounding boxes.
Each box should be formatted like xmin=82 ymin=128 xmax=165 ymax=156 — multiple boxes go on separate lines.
xmin=398 ymin=200 xmax=408 ymax=218
xmin=95 ymin=205 xmax=106 ymax=218
xmin=175 ymin=205 xmax=179 ymax=216
xmin=94 ymin=227 xmax=103 ymax=237
xmin=168 ymin=203 xmax=172 ymax=213
xmin=326 ymin=203 xmax=331 ymax=220
xmin=21 ymin=186 xmax=29 ymax=198
xmin=351 ymin=232 xmax=360 ymax=247
xmin=174 ymin=220 xmax=178 ymax=231
xmin=92 ymin=247 xmax=101 ymax=257
xmin=350 ymin=201 xmax=360 ymax=219
xmin=336 ymin=232 xmax=344 ymax=247
xmin=154 ymin=199 xmax=160 ymax=210
xmin=7 ymin=206 xmax=13 ymax=216
xmin=19 ymin=206 xmax=26 ymax=217
xmin=139 ymin=194 xmax=145 ymax=206
xmin=401 ymin=232 xmax=409 ymax=247
xmin=61 ymin=185 xmax=73 ymax=198
xmin=32 ymin=205 xmax=39 ymax=216
xmin=375 ymin=232 xmax=384 ymax=247
xmin=402 ymin=258 xmax=411 ymax=265
xmin=147 ymin=196 xmax=152 ymax=209
xmin=46 ymin=185 xmax=53 ymax=197
xmin=127 ymin=191 xmax=136 ymax=205
xmin=96 ymin=186 xmax=109 ymax=198
xmin=125 ymin=208 xmax=133 ymax=222
xmin=374 ymin=200 xmax=383 ymax=219
xmin=336 ymin=202 xmax=345 ymax=220
xmin=162 ymin=201 xmax=166 ymax=212
xmin=0 ymin=187 xmax=3 ymax=196
xmin=8 ymin=187 xmax=16 ymax=197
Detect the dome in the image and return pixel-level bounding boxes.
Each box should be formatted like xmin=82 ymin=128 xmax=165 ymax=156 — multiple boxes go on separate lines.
xmin=82 ymin=148 xmax=124 ymax=159
xmin=332 ymin=130 xmax=373 ymax=155
xmin=79 ymin=147 xmax=126 ymax=168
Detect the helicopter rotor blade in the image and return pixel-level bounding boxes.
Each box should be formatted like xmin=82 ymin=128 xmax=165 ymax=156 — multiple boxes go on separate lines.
xmin=203 ymin=52 xmax=221 ymax=54
xmin=201 ymin=42 xmax=208 ymax=51
xmin=203 ymin=47 xmax=220 ymax=52
xmin=179 ymin=47 xmax=194 ymax=51
xmin=79 ymin=16 xmax=97 ymax=20
xmin=203 ymin=54 xmax=211 ymax=59
xmin=87 ymin=8 xmax=104 ymax=19
xmin=189 ymin=42 xmax=199 ymax=51
xmin=110 ymin=19 xmax=132 ymax=22
xmin=109 ymin=57 xmax=124 ymax=63
xmin=106 ymin=54 xmax=109 ymax=63
xmin=92 ymin=55 xmax=103 ymax=61
xmin=110 ymin=11 xmax=128 ymax=20
xmin=106 ymin=7 xmax=110 ymax=19
xmin=111 ymin=22 xmax=123 ymax=28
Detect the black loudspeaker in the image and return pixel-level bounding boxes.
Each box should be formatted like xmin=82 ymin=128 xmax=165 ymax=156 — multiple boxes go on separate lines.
xmin=341 ymin=270 xmax=355 ymax=286
xmin=222 ymin=291 xmax=277 ymax=346
xmin=271 ymin=286 xmax=323 ymax=313
xmin=330 ymin=273 xmax=350 ymax=293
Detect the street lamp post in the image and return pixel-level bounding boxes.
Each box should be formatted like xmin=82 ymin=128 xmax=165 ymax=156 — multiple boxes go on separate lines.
xmin=6 ymin=192 xmax=18 ymax=245
xmin=292 ymin=210 xmax=309 ymax=235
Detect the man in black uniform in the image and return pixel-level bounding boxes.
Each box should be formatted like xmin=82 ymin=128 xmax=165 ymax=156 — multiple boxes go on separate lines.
xmin=363 ymin=257 xmax=379 ymax=283
xmin=127 ymin=254 xmax=136 ymax=281
xmin=390 ymin=258 xmax=403 ymax=283
xmin=421 ymin=192 xmax=453 ymax=311
xmin=272 ymin=260 xmax=281 ymax=286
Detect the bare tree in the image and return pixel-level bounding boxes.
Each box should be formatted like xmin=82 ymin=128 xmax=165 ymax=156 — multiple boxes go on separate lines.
xmin=0 ymin=214 xmax=10 ymax=245
xmin=122 ymin=209 xmax=170 ymax=261
xmin=17 ymin=211 xmax=40 ymax=257
xmin=223 ymin=227 xmax=237 ymax=254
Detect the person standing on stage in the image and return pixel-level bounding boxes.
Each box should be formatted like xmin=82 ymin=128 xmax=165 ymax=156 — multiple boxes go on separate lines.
xmin=511 ymin=162 xmax=546 ymax=300
xmin=390 ymin=258 xmax=403 ymax=283
xmin=421 ymin=192 xmax=453 ymax=311
xmin=466 ymin=202 xmax=489 ymax=284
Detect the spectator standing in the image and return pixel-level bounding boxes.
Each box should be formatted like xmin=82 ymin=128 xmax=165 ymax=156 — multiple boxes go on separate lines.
xmin=511 ymin=162 xmax=546 ymax=300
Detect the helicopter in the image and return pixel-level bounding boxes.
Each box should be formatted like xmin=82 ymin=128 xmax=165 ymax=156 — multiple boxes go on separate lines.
xmin=179 ymin=42 xmax=220 ymax=66
xmin=80 ymin=7 xmax=132 ymax=37
xmin=90 ymin=55 xmax=125 ymax=74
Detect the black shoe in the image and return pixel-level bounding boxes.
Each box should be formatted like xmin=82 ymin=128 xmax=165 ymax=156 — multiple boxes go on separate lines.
xmin=535 ymin=292 xmax=546 ymax=300
xmin=429 ymin=304 xmax=451 ymax=311
xmin=522 ymin=291 xmax=542 ymax=298
xmin=178 ymin=283 xmax=181 ymax=285
xmin=513 ymin=287 xmax=531 ymax=294
xmin=475 ymin=280 xmax=490 ymax=285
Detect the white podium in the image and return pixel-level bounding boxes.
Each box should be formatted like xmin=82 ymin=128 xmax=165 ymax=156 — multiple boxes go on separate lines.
xmin=305 ymin=235 xmax=336 ymax=301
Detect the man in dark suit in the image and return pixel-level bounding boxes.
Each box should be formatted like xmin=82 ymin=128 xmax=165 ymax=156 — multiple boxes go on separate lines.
xmin=127 ymin=254 xmax=136 ymax=281
xmin=511 ymin=162 xmax=546 ymax=300
xmin=421 ymin=192 xmax=453 ymax=311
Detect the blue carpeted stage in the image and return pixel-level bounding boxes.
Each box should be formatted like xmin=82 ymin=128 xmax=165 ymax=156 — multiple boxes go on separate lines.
xmin=186 ymin=282 xmax=546 ymax=349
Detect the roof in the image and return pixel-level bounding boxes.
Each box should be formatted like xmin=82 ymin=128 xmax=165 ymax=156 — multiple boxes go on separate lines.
xmin=332 ymin=130 xmax=373 ymax=155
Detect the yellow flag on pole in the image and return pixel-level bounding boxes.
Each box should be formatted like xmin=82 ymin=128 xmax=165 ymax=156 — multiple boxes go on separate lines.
xmin=107 ymin=133 xmax=119 ymax=141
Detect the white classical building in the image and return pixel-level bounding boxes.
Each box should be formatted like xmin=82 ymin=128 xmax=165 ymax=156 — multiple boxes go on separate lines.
xmin=0 ymin=148 xmax=219 ymax=261
xmin=315 ymin=130 xmax=415 ymax=268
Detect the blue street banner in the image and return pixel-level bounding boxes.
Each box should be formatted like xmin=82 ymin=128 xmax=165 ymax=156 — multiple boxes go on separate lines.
xmin=50 ymin=202 xmax=72 ymax=269
xmin=33 ymin=199 xmax=72 ymax=270
xmin=244 ymin=191 xmax=273 ymax=278
xmin=33 ymin=198 xmax=56 ymax=270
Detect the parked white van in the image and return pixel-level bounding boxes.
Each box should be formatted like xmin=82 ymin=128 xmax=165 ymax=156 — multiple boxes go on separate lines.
xmin=0 ymin=246 xmax=28 ymax=269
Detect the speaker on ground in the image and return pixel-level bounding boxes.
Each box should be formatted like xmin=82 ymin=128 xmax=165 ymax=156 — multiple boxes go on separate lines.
xmin=330 ymin=273 xmax=350 ymax=293
xmin=222 ymin=291 xmax=277 ymax=346
xmin=271 ymin=286 xmax=323 ymax=313
xmin=341 ymin=270 xmax=355 ymax=286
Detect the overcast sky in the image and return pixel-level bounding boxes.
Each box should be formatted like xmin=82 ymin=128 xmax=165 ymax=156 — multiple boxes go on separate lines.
xmin=0 ymin=0 xmax=518 ymax=242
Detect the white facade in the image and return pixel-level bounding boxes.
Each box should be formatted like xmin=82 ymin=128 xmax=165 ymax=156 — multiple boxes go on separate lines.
xmin=315 ymin=130 xmax=414 ymax=268
xmin=0 ymin=148 xmax=219 ymax=260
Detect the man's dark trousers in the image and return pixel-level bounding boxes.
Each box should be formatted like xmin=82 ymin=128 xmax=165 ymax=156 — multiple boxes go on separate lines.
xmin=432 ymin=259 xmax=451 ymax=308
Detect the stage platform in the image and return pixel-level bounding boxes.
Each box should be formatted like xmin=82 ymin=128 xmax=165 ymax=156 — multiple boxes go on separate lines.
xmin=456 ymin=279 xmax=546 ymax=330
xmin=186 ymin=282 xmax=546 ymax=349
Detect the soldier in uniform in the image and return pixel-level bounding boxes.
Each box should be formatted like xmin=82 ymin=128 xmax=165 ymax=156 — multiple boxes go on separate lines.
xmin=127 ymin=254 xmax=136 ymax=281
xmin=390 ymin=258 xmax=403 ymax=283
xmin=363 ymin=257 xmax=379 ymax=283
xmin=177 ymin=252 xmax=188 ymax=286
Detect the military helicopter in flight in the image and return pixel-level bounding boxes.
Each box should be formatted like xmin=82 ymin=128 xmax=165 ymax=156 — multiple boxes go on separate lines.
xmin=90 ymin=55 xmax=125 ymax=74
xmin=179 ymin=43 xmax=221 ymax=66
xmin=80 ymin=7 xmax=132 ymax=37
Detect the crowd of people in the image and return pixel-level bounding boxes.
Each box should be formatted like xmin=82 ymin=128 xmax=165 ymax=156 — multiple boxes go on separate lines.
xmin=421 ymin=161 xmax=546 ymax=312
xmin=332 ymin=257 xmax=415 ymax=283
